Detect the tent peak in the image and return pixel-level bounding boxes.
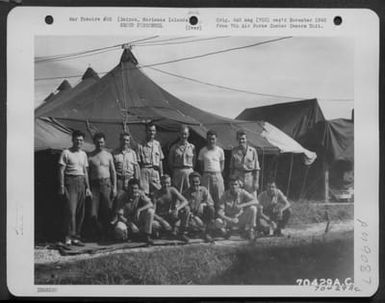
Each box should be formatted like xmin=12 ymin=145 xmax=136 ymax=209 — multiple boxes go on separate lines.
xmin=57 ymin=80 xmax=72 ymax=92
xmin=120 ymin=48 xmax=138 ymax=65
xmin=82 ymin=67 xmax=100 ymax=80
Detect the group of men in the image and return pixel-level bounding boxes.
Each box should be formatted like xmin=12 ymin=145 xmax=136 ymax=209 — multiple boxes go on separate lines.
xmin=58 ymin=124 xmax=291 ymax=246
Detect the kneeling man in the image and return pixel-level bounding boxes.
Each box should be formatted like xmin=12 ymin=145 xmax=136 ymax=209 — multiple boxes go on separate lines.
xmin=152 ymin=174 xmax=190 ymax=242
xmin=183 ymin=172 xmax=215 ymax=243
xmin=111 ymin=178 xmax=155 ymax=244
xmin=257 ymin=181 xmax=291 ymax=236
xmin=215 ymin=177 xmax=258 ymax=241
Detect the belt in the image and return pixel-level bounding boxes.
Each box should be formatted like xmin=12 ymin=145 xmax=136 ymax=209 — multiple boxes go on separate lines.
xmin=174 ymin=166 xmax=193 ymax=169
xmin=91 ymin=177 xmax=110 ymax=182
xmin=65 ymin=174 xmax=85 ymax=178
xmin=117 ymin=175 xmax=133 ymax=180
xmin=203 ymin=171 xmax=222 ymax=174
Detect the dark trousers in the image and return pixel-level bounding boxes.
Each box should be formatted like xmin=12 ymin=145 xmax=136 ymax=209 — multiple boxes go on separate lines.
xmin=64 ymin=175 xmax=85 ymax=239
xmin=90 ymin=178 xmax=113 ymax=237
xmin=154 ymin=207 xmax=191 ymax=234
xmin=263 ymin=205 xmax=291 ymax=230
xmin=190 ymin=205 xmax=215 ymax=232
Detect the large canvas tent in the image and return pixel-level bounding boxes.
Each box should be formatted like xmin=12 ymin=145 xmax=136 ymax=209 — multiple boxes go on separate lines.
xmin=34 ymin=48 xmax=318 ymax=241
xmin=236 ymin=100 xmax=354 ymax=201
xmin=35 ymin=48 xmax=316 ymax=162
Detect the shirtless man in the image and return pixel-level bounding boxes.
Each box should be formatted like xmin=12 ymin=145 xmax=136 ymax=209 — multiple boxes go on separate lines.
xmin=88 ymin=133 xmax=117 ymax=240
xmin=152 ymin=174 xmax=190 ymax=242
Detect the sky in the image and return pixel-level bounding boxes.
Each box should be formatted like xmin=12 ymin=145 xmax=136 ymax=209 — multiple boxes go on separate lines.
xmin=35 ymin=36 xmax=354 ymax=120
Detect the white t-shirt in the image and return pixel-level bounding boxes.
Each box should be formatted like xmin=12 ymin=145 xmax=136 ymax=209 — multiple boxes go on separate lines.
xmin=198 ymin=146 xmax=225 ymax=173
xmin=59 ymin=149 xmax=88 ymax=176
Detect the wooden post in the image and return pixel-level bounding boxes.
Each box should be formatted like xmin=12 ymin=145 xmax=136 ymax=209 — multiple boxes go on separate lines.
xmin=299 ymin=166 xmax=310 ymax=201
xmin=286 ymin=154 xmax=294 ymax=197
xmin=324 ymin=161 xmax=329 ymax=203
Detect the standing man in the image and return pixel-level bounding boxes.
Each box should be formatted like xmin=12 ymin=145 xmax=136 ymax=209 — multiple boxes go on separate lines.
xmin=182 ymin=172 xmax=215 ymax=243
xmin=138 ymin=123 xmax=164 ymax=195
xmin=168 ymin=125 xmax=196 ymax=193
xmin=113 ymin=132 xmax=140 ymax=210
xmin=58 ymin=130 xmax=92 ymax=246
xmin=198 ymin=130 xmax=225 ymax=211
xmin=215 ymin=177 xmax=258 ymax=241
xmin=88 ymin=132 xmax=117 ymax=241
xmin=230 ymin=130 xmax=260 ymax=196
xmin=152 ymin=175 xmax=190 ymax=242
xmin=257 ymin=181 xmax=291 ymax=236
xmin=111 ymin=178 xmax=155 ymax=244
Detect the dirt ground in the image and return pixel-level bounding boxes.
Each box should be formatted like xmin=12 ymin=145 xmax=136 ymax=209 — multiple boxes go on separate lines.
xmin=35 ymin=219 xmax=353 ymax=265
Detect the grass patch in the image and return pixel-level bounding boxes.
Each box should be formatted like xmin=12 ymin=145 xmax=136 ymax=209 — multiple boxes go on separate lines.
xmin=36 ymin=232 xmax=353 ymax=285
xmin=212 ymin=235 xmax=354 ymax=284
xmin=289 ymin=201 xmax=353 ymax=226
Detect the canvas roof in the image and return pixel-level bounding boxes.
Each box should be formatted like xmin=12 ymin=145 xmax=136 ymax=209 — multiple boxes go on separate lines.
xmin=35 ymin=117 xmax=93 ymax=152
xmin=236 ymin=99 xmax=325 ymax=143
xmin=304 ymin=118 xmax=353 ymax=163
xmin=236 ymin=100 xmax=353 ymax=163
xmin=35 ymin=68 xmax=100 ymax=117
xmin=35 ymin=49 xmax=316 ymax=163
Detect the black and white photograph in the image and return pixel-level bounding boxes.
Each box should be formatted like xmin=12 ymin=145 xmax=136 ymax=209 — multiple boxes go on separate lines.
xmin=6 ymin=7 xmax=379 ymax=297
xmin=33 ymin=35 xmax=355 ymax=285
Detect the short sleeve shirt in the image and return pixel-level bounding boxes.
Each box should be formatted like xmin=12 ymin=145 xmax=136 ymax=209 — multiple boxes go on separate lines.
xmin=231 ymin=145 xmax=260 ymax=172
xmin=219 ymin=189 xmax=256 ymax=217
xmin=113 ymin=148 xmax=138 ymax=177
xmin=120 ymin=193 xmax=152 ymax=218
xmin=138 ymin=140 xmax=164 ymax=167
xmin=153 ymin=187 xmax=182 ymax=215
xmin=183 ymin=186 xmax=213 ymax=213
xmin=169 ymin=142 xmax=195 ymax=168
xmin=198 ymin=146 xmax=225 ymax=173
xmin=58 ymin=149 xmax=88 ymax=176
xmin=258 ymin=189 xmax=287 ymax=209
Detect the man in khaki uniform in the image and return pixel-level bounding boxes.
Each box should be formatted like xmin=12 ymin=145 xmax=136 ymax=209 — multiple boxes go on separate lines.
xmin=215 ymin=177 xmax=258 ymax=241
xmin=138 ymin=123 xmax=164 ymax=195
xmin=112 ymin=132 xmax=140 ymax=210
xmin=182 ymin=172 xmax=215 ymax=243
xmin=230 ymin=130 xmax=260 ymax=196
xmin=168 ymin=125 xmax=196 ymax=193
xmin=111 ymin=178 xmax=155 ymax=244
xmin=258 ymin=181 xmax=291 ymax=236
